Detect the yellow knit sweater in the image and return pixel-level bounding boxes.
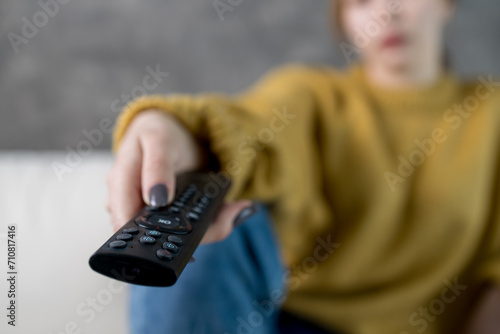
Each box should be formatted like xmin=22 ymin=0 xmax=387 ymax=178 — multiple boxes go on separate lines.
xmin=113 ymin=63 xmax=500 ymax=334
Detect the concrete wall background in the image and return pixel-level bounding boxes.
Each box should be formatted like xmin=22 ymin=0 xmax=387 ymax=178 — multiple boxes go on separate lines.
xmin=1 ymin=0 xmax=499 ymax=149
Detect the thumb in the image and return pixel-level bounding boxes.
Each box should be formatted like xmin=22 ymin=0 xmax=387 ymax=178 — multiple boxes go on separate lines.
xmin=200 ymin=201 xmax=259 ymax=244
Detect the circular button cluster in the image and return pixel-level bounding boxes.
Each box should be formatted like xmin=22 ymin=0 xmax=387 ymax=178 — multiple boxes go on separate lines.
xmin=109 ymin=225 xmax=184 ymax=263
xmin=149 ymin=215 xmax=181 ymax=228
xmin=135 ymin=214 xmax=191 ymax=234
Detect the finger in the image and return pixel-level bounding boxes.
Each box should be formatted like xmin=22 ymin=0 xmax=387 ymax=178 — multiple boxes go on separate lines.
xmin=105 ymin=194 xmax=111 ymax=213
xmin=108 ymin=141 xmax=143 ymax=231
xmin=140 ymin=132 xmax=176 ymax=207
xmin=200 ymin=201 xmax=258 ymax=244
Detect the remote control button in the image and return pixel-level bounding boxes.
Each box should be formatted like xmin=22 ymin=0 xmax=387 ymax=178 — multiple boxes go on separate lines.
xmin=167 ymin=235 xmax=183 ymax=246
xmin=116 ymin=233 xmax=133 ymax=241
xmin=109 ymin=240 xmax=127 ymax=249
xmin=173 ymin=201 xmax=185 ymax=207
xmin=123 ymin=228 xmax=139 ymax=235
xmin=162 ymin=242 xmax=179 ymax=254
xmin=195 ymin=197 xmax=210 ymax=208
xmin=168 ymin=206 xmax=181 ymax=213
xmin=187 ymin=212 xmax=200 ymax=221
xmin=192 ymin=206 xmax=204 ymax=214
xmin=180 ymin=193 xmax=191 ymax=200
xmin=146 ymin=230 xmax=162 ymax=238
xmin=156 ymin=249 xmax=173 ymax=261
xmin=182 ymin=187 xmax=195 ymax=196
xmin=139 ymin=236 xmax=156 ymax=245
xmin=149 ymin=215 xmax=181 ymax=228
xmin=135 ymin=215 xmax=192 ymax=234
xmin=180 ymin=199 xmax=191 ymax=205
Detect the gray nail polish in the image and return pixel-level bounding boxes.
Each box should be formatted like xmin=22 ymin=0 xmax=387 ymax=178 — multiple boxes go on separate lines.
xmin=233 ymin=203 xmax=259 ymax=227
xmin=149 ymin=184 xmax=168 ymax=208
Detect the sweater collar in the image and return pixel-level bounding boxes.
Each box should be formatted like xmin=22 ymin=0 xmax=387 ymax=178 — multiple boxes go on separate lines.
xmin=347 ymin=63 xmax=461 ymax=112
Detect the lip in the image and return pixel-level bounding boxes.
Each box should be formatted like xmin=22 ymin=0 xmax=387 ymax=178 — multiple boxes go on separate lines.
xmin=381 ymin=34 xmax=407 ymax=48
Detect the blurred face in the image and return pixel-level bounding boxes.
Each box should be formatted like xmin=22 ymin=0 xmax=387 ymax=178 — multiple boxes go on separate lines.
xmin=338 ymin=0 xmax=453 ymax=70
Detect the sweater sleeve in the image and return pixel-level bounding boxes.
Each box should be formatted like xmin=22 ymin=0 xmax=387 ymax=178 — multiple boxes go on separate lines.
xmin=112 ymin=64 xmax=324 ymax=204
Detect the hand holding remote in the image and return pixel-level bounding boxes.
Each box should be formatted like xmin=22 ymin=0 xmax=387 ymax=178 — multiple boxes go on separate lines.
xmin=91 ymin=171 xmax=238 ymax=286
xmin=106 ymin=109 xmax=253 ymax=245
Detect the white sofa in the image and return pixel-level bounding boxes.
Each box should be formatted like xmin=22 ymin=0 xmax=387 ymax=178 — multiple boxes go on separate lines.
xmin=0 ymin=151 xmax=127 ymax=334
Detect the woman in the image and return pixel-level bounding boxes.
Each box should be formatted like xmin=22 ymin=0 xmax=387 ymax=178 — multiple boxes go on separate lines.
xmin=106 ymin=0 xmax=500 ymax=333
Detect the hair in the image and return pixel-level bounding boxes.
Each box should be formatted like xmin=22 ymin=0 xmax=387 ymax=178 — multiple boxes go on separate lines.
xmin=331 ymin=0 xmax=344 ymax=41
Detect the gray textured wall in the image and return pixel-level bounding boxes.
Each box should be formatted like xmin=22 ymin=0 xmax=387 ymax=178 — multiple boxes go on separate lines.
xmin=0 ymin=0 xmax=499 ymax=150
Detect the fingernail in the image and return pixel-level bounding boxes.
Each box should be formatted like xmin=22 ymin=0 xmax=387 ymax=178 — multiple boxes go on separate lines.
xmin=149 ymin=184 xmax=168 ymax=208
xmin=233 ymin=203 xmax=259 ymax=227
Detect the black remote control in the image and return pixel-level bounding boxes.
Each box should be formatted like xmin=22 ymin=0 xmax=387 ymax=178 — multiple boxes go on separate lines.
xmin=89 ymin=171 xmax=231 ymax=287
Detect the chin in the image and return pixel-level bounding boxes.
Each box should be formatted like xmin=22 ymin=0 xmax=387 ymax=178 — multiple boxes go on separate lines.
xmin=379 ymin=49 xmax=413 ymax=71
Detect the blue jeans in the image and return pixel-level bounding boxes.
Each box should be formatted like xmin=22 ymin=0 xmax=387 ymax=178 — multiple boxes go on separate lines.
xmin=129 ymin=205 xmax=335 ymax=334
